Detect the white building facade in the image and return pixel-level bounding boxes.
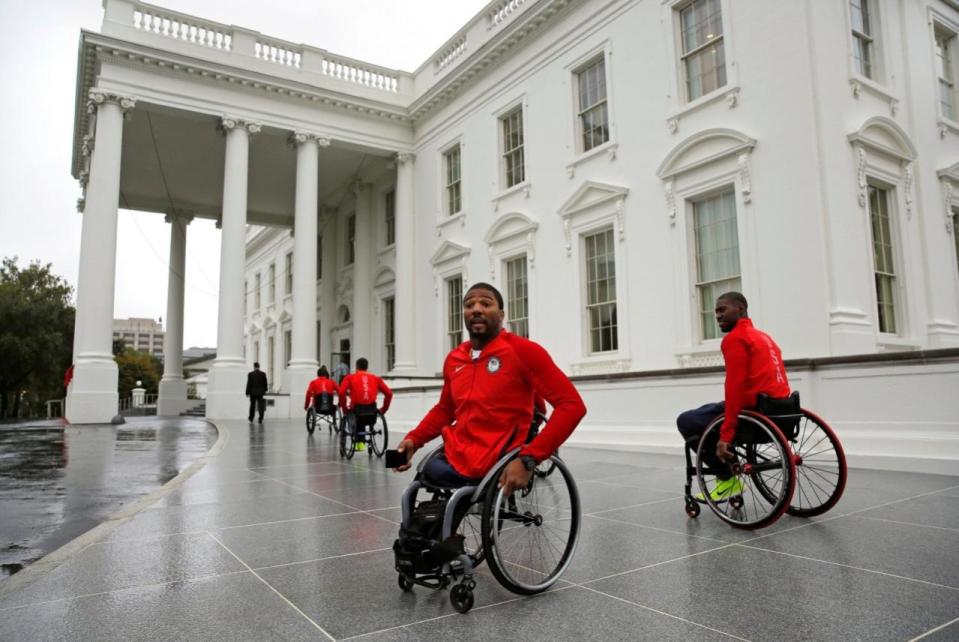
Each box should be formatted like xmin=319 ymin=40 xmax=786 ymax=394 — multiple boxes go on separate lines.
xmin=69 ymin=0 xmax=959 ymax=470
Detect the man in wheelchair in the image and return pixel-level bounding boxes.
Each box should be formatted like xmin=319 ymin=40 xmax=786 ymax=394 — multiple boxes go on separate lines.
xmin=339 ymin=358 xmax=392 ymax=452
xmin=304 ymin=366 xmax=338 ymax=414
xmin=393 ymin=281 xmax=585 ymax=493
xmin=677 ymin=291 xmax=791 ymax=502
xmin=391 ymin=282 xmax=586 ymax=610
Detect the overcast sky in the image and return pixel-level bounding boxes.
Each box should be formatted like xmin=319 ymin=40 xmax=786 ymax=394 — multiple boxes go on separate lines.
xmin=0 ymin=0 xmax=487 ymax=348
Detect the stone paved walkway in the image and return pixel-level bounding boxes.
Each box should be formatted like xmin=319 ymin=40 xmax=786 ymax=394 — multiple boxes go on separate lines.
xmin=0 ymin=417 xmax=956 ymax=641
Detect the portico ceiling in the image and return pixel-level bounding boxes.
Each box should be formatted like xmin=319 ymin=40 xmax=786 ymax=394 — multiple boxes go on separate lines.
xmin=117 ymin=101 xmax=390 ymax=227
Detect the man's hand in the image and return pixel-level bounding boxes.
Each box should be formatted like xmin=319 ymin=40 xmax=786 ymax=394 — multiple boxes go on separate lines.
xmin=498 ymin=459 xmax=533 ymax=497
xmin=394 ymin=438 xmax=417 ymax=472
xmin=716 ymin=440 xmax=735 ymax=462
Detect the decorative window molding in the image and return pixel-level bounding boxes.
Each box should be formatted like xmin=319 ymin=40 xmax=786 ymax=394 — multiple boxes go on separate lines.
xmin=847 ymin=116 xmax=918 ymax=214
xmin=556 ymin=180 xmax=629 ymax=256
xmin=484 ymin=211 xmax=540 ymax=281
xmin=430 ymin=240 xmax=471 ymax=297
xmin=938 ymin=162 xmax=959 ymax=234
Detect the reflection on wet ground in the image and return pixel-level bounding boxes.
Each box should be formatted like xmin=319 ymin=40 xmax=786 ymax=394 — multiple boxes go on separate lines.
xmin=0 ymin=417 xmax=215 ymax=581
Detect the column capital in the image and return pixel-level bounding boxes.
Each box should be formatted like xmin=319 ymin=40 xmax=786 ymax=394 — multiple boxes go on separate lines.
xmin=395 ymin=151 xmax=416 ymax=165
xmin=220 ymin=116 xmax=261 ymax=135
xmin=87 ymin=89 xmax=136 ymax=115
xmin=164 ymin=210 xmax=194 ymax=225
xmin=290 ymin=131 xmax=332 ymax=147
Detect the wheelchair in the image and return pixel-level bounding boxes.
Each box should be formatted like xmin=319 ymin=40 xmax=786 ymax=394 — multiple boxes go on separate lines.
xmin=683 ymin=391 xmax=847 ymax=529
xmin=393 ymin=429 xmax=581 ymax=613
xmin=528 ymin=411 xmax=559 ymax=478
xmin=305 ymin=393 xmax=340 ymax=435
xmin=339 ymin=403 xmax=388 ymax=459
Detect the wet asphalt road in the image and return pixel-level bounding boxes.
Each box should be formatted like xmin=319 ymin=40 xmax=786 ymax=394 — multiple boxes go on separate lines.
xmin=0 ymin=417 xmax=216 ymax=581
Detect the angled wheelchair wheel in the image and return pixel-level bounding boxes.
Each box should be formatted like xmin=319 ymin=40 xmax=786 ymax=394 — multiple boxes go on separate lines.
xmin=786 ymin=409 xmax=847 ymax=517
xmin=340 ymin=416 xmax=356 ymax=459
xmin=696 ymin=413 xmax=796 ymax=530
xmin=305 ymin=408 xmax=316 ymax=435
xmin=481 ymin=455 xmax=580 ymax=595
xmin=369 ymin=412 xmax=389 ymax=457
xmin=534 ymin=451 xmax=559 ymax=478
xmin=331 ymin=407 xmax=342 ymax=434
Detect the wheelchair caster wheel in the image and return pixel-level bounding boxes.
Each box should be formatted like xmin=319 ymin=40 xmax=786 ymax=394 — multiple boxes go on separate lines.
xmin=450 ymin=583 xmax=474 ymax=614
xmin=730 ymin=495 xmax=744 ymax=510
xmin=397 ymin=574 xmax=413 ymax=592
xmin=685 ymin=501 xmax=700 ymax=518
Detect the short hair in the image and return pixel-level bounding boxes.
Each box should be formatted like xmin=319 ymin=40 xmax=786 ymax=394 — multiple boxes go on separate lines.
xmin=317 ymin=366 xmax=329 ymax=378
xmin=253 ymin=362 xmax=260 ymax=369
xmin=717 ymin=291 xmax=749 ymax=310
xmin=356 ymin=357 xmax=369 ymax=370
xmin=464 ymin=282 xmax=504 ymax=309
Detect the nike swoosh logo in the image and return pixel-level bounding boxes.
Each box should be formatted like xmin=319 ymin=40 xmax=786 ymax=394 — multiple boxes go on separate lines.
xmin=454 ymin=365 xmax=466 ymax=373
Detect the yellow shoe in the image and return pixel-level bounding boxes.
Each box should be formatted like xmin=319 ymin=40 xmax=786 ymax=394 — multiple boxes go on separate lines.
xmin=356 ymin=442 xmax=365 ymax=451
xmin=696 ymin=477 xmax=744 ymax=503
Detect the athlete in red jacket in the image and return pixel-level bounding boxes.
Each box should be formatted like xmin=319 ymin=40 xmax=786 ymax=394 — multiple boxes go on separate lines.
xmin=338 ymin=358 xmax=393 ymax=414
xmin=394 ymin=282 xmax=586 ymax=497
xmin=677 ymin=292 xmax=790 ymax=498
xmin=304 ymin=366 xmax=338 ymax=411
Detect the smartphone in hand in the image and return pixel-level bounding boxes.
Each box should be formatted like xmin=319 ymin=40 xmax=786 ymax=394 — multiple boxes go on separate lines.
xmin=384 ymin=449 xmax=407 ymax=469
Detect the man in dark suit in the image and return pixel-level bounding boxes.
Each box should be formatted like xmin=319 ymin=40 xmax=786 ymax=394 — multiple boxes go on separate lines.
xmin=245 ymin=362 xmax=268 ymax=423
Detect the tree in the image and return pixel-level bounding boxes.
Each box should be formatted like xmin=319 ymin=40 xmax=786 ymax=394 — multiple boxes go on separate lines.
xmin=0 ymin=258 xmax=75 ymax=419
xmin=115 ymin=349 xmax=162 ymax=396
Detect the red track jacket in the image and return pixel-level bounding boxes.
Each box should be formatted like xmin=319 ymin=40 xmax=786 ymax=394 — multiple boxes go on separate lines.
xmin=404 ymin=331 xmax=586 ymax=479
xmin=721 ymin=318 xmax=791 ymax=442
xmin=304 ymin=377 xmax=338 ymax=410
xmin=339 ymin=371 xmax=393 ymax=413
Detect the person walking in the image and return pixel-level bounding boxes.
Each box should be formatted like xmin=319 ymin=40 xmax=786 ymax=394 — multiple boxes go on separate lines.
xmin=245 ymin=362 xmax=269 ymax=423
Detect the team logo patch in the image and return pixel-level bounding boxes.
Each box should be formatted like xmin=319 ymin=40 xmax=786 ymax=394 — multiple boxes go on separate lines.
xmin=487 ymin=357 xmax=501 ymax=373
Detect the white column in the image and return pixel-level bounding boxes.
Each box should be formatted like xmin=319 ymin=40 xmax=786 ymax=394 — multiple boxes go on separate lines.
xmin=158 ymin=211 xmax=192 ymax=416
xmin=319 ymin=209 xmax=338 ymax=367
xmin=65 ymin=90 xmax=135 ymax=424
xmin=392 ymin=152 xmax=417 ymax=373
xmin=283 ymin=132 xmax=328 ymax=403
xmin=352 ymin=180 xmax=373 ymax=365
xmin=206 ymin=116 xmax=260 ymax=419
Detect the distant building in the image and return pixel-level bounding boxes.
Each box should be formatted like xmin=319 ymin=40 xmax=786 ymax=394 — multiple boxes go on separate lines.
xmin=113 ymin=317 xmax=164 ymax=357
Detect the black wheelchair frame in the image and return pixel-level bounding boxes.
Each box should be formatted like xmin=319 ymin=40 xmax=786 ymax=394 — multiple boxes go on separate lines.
xmin=305 ymin=393 xmax=339 ymax=435
xmin=339 ymin=404 xmax=388 ymax=459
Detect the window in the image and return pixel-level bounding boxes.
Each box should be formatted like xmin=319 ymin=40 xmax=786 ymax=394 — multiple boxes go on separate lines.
xmin=446 ymin=276 xmax=464 ymax=351
xmin=850 ymin=0 xmax=876 ymax=79
xmin=953 ymin=208 xmax=959 ymax=276
xmin=584 ymin=229 xmax=618 ymax=352
xmin=506 ymin=256 xmax=529 ymax=338
xmin=680 ymin=0 xmax=726 ymax=101
xmin=267 ymin=337 xmax=274 ymax=390
xmin=868 ymin=185 xmax=898 ymax=334
xmin=445 ymin=145 xmax=462 ymax=215
xmin=269 ymin=263 xmax=276 ymax=303
xmin=936 ymin=27 xmax=957 ymax=121
xmin=284 ymin=329 xmax=292 ymax=366
xmin=384 ymin=191 xmax=395 ymax=246
xmin=316 ymin=321 xmax=322 ymax=363
xmin=285 ymin=252 xmax=293 ymax=295
xmin=576 ymin=57 xmax=609 ymax=152
xmin=346 ymin=215 xmax=356 ymax=265
xmin=501 ymin=108 xmax=525 ymax=188
xmin=693 ymin=190 xmax=741 ymax=341
xmin=255 ymin=273 xmax=261 ymax=309
xmin=317 ymin=235 xmax=323 ymax=279
xmin=254 ymin=341 xmax=260 ymax=364
xmin=384 ymin=297 xmax=395 ymax=371
xmin=244 ymin=280 xmax=247 ymax=314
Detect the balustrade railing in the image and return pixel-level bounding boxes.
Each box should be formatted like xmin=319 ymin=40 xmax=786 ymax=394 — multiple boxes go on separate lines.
xmin=133 ymin=7 xmax=232 ymax=50
xmin=321 ymin=53 xmax=399 ymax=92
xmin=487 ymin=0 xmax=527 ymax=30
xmin=255 ymin=39 xmax=302 ymax=69
xmin=433 ymin=35 xmax=467 ymax=73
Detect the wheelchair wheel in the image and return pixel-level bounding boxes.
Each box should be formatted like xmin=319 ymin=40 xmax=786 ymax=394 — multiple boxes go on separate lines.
xmin=340 ymin=416 xmax=356 ymax=460
xmin=331 ymin=407 xmax=341 ymax=434
xmin=786 ymin=409 xmax=847 ymax=517
xmin=369 ymin=412 xmax=389 ymax=457
xmin=696 ymin=414 xmax=796 ymax=530
xmin=305 ymin=408 xmax=316 ymax=435
xmin=534 ymin=451 xmax=558 ymax=478
xmin=481 ymin=455 xmax=580 ymax=595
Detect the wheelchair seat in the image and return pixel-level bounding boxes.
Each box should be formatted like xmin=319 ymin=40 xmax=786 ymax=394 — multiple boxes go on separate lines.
xmin=351 ymin=403 xmax=379 ymax=428
xmin=755 ymin=391 xmax=801 ymax=440
xmin=313 ymin=392 xmax=335 ymax=415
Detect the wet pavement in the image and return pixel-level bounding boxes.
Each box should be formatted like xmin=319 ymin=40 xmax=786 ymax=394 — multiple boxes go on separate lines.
xmin=0 ymin=418 xmax=216 ymax=580
xmin=0 ymin=417 xmax=956 ymax=640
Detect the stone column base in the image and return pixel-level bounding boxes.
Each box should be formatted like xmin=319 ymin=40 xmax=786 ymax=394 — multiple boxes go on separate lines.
xmin=158 ymin=378 xmax=191 ymax=416
xmin=283 ymin=366 xmax=317 ymax=418
xmin=206 ymin=364 xmax=249 ymax=420
xmin=65 ymin=360 xmax=119 ymax=424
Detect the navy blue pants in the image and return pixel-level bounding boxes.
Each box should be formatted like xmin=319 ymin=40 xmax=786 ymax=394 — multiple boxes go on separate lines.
xmin=677 ymin=401 xmax=730 ymax=478
xmin=423 ymin=451 xmax=480 ymax=487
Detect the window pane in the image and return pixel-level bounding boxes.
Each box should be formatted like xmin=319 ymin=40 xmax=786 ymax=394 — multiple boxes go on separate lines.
xmin=384 ymin=297 xmax=395 ymax=371
xmin=347 ymin=215 xmax=355 ymax=265
xmin=385 ymin=191 xmax=395 ymax=246
xmin=694 ymin=190 xmax=741 ymax=340
xmin=868 ymin=185 xmax=898 ymax=334
xmin=506 ymin=256 xmax=529 ymax=338
xmin=447 ymin=276 xmax=463 ymax=350
xmin=585 ymin=228 xmax=617 ymax=352
xmin=502 ymin=109 xmax=525 ymax=188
